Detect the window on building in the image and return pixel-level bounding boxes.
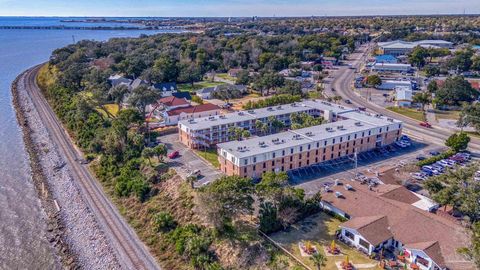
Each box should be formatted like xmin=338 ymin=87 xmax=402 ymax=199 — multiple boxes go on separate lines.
xmin=282 ymin=150 xmax=285 ymax=156
xmin=316 ymin=157 xmax=318 ymax=163
xmin=299 ymin=162 xmax=302 ymax=167
xmin=379 ymin=128 xmax=382 ymax=133
xmin=367 ymin=138 xmax=370 ymax=143
xmin=307 ymin=152 xmax=310 ymax=158
xmin=340 ymin=137 xmax=343 ymax=142
xmin=308 ymin=144 xmax=311 ymax=150
xmin=333 ymin=138 xmax=336 ymax=144
xmin=362 ymin=132 xmax=365 ymax=137
xmin=273 ymin=152 xmax=276 ymax=158
xmin=272 ymin=160 xmax=275 ymax=166
xmin=263 ymin=162 xmax=266 ymax=169
xmin=300 ymin=146 xmax=303 ymax=151
xmin=323 ymin=155 xmax=326 ymax=161
xmin=348 ymin=135 xmax=350 ymax=140
xmin=324 ymin=141 xmax=327 ymax=146
xmin=346 ymin=150 xmax=349 ymax=155
xmin=359 ymin=239 xmax=370 ymax=250
xmin=290 ymin=156 xmax=293 ymax=162
xmin=347 ymin=142 xmax=349 ymax=148
xmin=331 ymin=146 xmax=334 ymax=151
xmin=316 ymin=149 xmax=319 ymax=155
xmin=354 ymin=134 xmax=357 ymax=139
xmin=368 ymin=131 xmax=371 ymax=136
xmin=344 ymin=230 xmax=355 ymax=240
xmin=323 ymin=148 xmax=326 ymax=154
xmin=281 ymin=158 xmax=284 ymax=164
xmin=244 ymin=167 xmax=247 ymax=174
xmin=253 ymin=165 xmax=256 ymax=171
xmin=290 ymin=164 xmax=293 ymax=169
xmin=361 ymin=139 xmax=364 ymax=144
xmin=330 ymin=153 xmax=333 ymax=159
xmin=290 ymin=148 xmax=294 ymax=154
xmin=244 ymin=159 xmax=247 ymax=165
xmin=253 ymin=157 xmax=257 ymax=163
xmin=316 ymin=142 xmax=319 ymax=148
xmin=299 ymin=154 xmax=302 ymax=159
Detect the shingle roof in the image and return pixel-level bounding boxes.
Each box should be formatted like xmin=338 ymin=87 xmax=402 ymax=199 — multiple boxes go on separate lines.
xmin=406 ymin=241 xmax=445 ymax=268
xmin=158 ymin=96 xmax=189 ymax=107
xmin=341 ymin=215 xmax=393 ymax=246
xmin=322 ymin=182 xmax=473 ymax=270
xmin=166 ymin=104 xmax=220 ymax=116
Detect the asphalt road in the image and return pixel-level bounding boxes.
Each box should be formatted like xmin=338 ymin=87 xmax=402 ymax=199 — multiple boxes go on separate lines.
xmin=331 ymin=44 xmax=480 ymax=153
xmin=23 ymin=65 xmax=160 ymax=270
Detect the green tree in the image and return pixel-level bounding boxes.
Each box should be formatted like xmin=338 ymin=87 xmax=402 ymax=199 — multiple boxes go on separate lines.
xmin=412 ymin=92 xmax=431 ymax=112
xmin=198 ymin=176 xmax=254 ymax=229
xmin=259 ymin=202 xmax=282 ymax=234
xmin=142 ymin=147 xmax=155 ymax=165
xmin=128 ymin=85 xmax=160 ymax=117
xmin=435 ymin=76 xmax=477 ymax=106
xmin=256 ymin=172 xmax=289 ymax=202
xmin=310 ymin=252 xmax=327 ymax=270
xmin=153 ymin=144 xmax=168 ymax=162
xmin=366 ymin=75 xmax=382 ymax=88
xmin=108 ymin=84 xmax=129 ymax=109
xmin=153 ymin=211 xmax=177 ymax=232
xmin=235 ymin=70 xmax=250 ymax=85
xmin=427 ymin=80 xmax=438 ymax=93
xmin=445 ymin=132 xmax=470 ymax=152
xmin=408 ymin=46 xmax=428 ymax=68
xmin=459 ymin=103 xmax=480 ymax=132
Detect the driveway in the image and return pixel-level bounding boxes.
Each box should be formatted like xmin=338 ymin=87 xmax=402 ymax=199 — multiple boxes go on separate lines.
xmin=160 ymin=133 xmax=223 ymax=187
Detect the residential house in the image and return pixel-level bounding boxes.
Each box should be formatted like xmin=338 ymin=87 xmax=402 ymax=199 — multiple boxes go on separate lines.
xmin=196 ymin=84 xmax=247 ymax=100
xmin=164 ymin=103 xmax=221 ymax=125
xmin=108 ymin=74 xmax=132 ymax=88
xmin=228 ymin=68 xmax=243 ymax=78
xmin=130 ymin=78 xmax=149 ymax=90
xmin=153 ymin=82 xmax=178 ymax=97
xmin=320 ymin=181 xmax=473 ymax=270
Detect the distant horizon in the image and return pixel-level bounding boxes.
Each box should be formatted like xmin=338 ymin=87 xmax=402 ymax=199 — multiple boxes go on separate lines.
xmin=1 ymin=13 xmax=480 ymax=19
xmin=1 ymin=0 xmax=479 ymax=17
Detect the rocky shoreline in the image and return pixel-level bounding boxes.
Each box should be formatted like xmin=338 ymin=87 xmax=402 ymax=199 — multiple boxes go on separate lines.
xmin=11 ymin=68 xmax=120 ymax=269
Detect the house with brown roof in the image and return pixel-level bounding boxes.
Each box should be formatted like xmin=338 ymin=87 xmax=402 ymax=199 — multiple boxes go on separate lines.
xmin=320 ymin=181 xmax=474 ymax=270
xmin=164 ymin=103 xmax=221 ymax=125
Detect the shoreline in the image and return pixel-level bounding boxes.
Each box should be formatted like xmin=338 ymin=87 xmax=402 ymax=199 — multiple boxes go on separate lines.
xmin=11 ymin=66 xmax=120 ymax=269
xmin=11 ymin=68 xmax=77 ymax=269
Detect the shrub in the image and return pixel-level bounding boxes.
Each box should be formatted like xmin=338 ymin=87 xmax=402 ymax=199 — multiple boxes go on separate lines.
xmin=153 ymin=212 xmax=177 ymax=232
xmin=416 ymin=149 xmax=456 ymax=166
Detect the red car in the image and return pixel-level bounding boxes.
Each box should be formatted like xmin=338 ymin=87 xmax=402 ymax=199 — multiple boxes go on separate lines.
xmin=419 ymin=122 xmax=432 ymax=128
xmin=168 ymin=151 xmax=179 ymax=159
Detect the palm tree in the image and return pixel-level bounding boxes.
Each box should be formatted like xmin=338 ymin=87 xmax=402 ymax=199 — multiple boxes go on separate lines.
xmin=310 ymin=252 xmax=327 ymax=270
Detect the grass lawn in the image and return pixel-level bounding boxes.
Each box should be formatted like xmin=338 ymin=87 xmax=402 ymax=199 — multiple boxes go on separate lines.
xmin=177 ymin=81 xmax=225 ymax=93
xmin=97 ymin=103 xmax=120 ymax=118
xmin=216 ymin=73 xmax=236 ymax=82
xmin=433 ymin=109 xmax=460 ymax=120
xmin=194 ymin=148 xmax=220 ymax=168
xmin=387 ymin=107 xmax=425 ymax=122
xmin=269 ymin=212 xmax=380 ymax=270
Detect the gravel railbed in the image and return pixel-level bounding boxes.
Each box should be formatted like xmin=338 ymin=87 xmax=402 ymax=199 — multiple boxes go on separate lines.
xmin=13 ymin=69 xmax=121 ymax=269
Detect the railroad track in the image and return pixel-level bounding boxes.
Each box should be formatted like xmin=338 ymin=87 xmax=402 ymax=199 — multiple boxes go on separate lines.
xmin=21 ymin=65 xmax=160 ymax=270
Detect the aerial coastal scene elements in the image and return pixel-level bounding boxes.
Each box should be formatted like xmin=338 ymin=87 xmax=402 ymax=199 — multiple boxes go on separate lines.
xmin=1 ymin=1 xmax=480 ymax=270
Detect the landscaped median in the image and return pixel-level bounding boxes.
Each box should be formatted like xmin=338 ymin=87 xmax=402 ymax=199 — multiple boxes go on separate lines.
xmin=386 ymin=107 xmax=426 ymax=122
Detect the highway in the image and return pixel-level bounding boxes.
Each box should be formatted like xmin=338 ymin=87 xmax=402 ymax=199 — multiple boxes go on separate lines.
xmin=330 ymin=44 xmax=480 ymax=153
xmin=21 ymin=65 xmax=160 ymax=270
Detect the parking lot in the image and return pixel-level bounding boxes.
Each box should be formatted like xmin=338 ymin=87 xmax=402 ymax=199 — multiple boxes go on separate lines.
xmin=291 ymin=139 xmax=445 ymax=196
xmin=160 ymin=133 xmax=223 ymax=187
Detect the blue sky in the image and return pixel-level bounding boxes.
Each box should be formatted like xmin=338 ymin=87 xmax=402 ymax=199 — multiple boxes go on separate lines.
xmin=1 ymin=0 xmax=480 ymax=17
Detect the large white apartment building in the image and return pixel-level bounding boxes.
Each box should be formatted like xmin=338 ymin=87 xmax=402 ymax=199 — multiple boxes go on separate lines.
xmin=178 ymin=100 xmax=403 ymax=178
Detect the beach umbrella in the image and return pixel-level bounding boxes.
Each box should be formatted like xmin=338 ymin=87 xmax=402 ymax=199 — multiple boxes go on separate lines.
xmin=345 ymin=255 xmax=349 ymax=265
xmin=331 ymin=240 xmax=336 ymax=251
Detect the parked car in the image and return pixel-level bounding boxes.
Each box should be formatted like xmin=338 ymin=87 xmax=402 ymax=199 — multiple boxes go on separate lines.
xmin=345 ymin=99 xmax=352 ymax=104
xmin=419 ymin=122 xmax=432 ymax=128
xmin=168 ymin=150 xmax=179 ymax=159
xmin=400 ymin=135 xmax=411 ymax=142
xmin=358 ymin=107 xmax=366 ymax=111
xmin=429 ymin=151 xmax=440 ymax=156
xmin=416 ymin=155 xmax=426 ymax=161
xmin=331 ymin=88 xmax=336 ymax=92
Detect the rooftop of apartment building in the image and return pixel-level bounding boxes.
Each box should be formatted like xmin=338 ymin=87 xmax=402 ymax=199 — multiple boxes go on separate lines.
xmin=178 ymin=99 xmax=398 ymax=131
xmin=323 ymin=181 xmax=473 ymax=270
xmin=217 ymin=118 xmax=398 ymax=158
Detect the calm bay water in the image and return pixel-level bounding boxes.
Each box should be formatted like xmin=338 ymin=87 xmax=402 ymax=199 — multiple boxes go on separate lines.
xmin=0 ymin=17 xmax=174 ymax=269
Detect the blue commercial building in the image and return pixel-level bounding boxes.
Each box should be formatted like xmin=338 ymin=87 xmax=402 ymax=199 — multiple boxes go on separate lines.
xmin=375 ymin=55 xmax=398 ymax=64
